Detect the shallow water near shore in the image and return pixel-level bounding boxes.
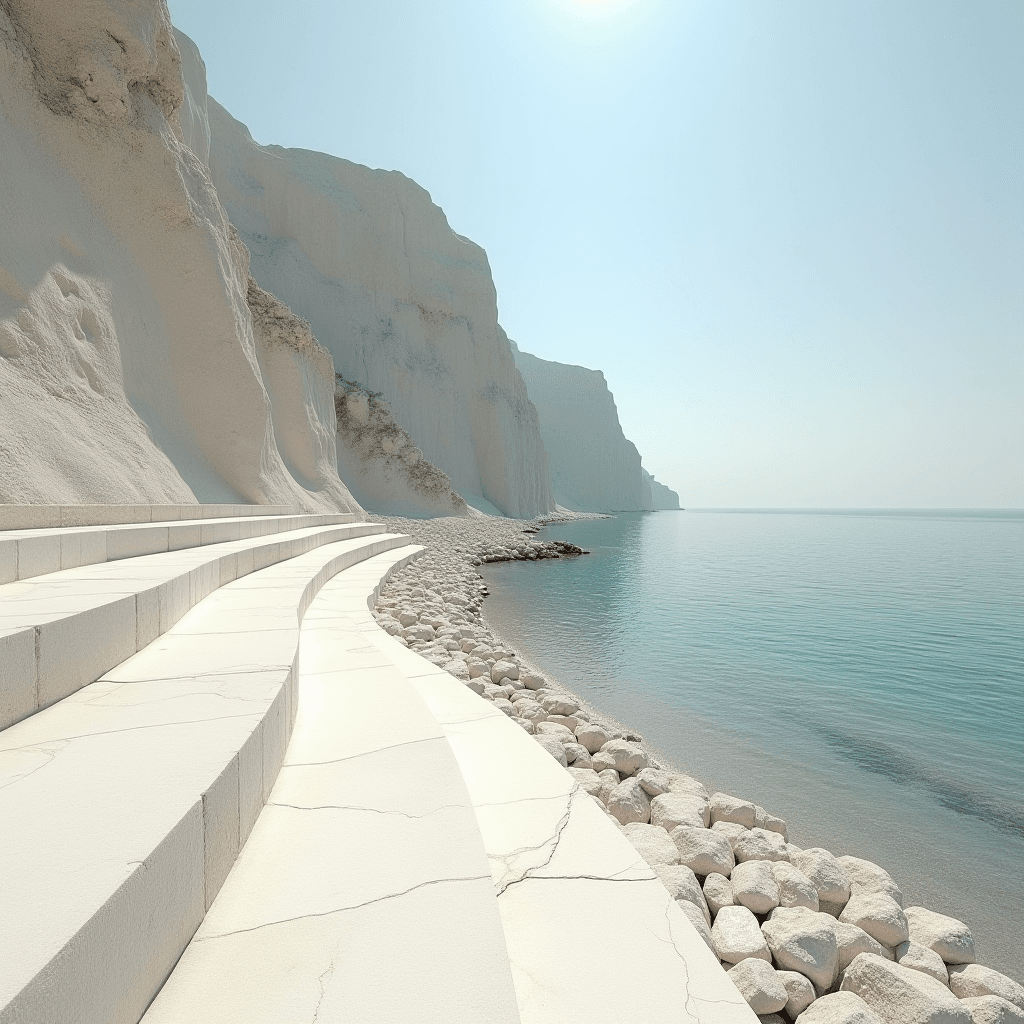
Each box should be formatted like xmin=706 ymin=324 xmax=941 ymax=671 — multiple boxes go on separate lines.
xmin=480 ymin=509 xmax=1024 ymax=981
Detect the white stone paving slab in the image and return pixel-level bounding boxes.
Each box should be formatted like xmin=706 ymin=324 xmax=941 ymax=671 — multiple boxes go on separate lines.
xmin=365 ymin=632 xmax=759 ymax=1024
xmin=0 ymin=520 xmax=385 ymax=731
xmin=0 ymin=532 xmax=410 ymax=1024
xmin=143 ymin=546 xmax=521 ymax=1024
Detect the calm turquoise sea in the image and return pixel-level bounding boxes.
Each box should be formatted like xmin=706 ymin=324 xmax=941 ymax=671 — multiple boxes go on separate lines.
xmin=480 ymin=510 xmax=1024 ymax=982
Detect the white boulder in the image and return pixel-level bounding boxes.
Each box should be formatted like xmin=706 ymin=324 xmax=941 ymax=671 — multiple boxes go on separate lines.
xmin=535 ymin=722 xmax=576 ymax=744
xmin=734 ymin=827 xmax=790 ymax=863
xmin=563 ymin=743 xmax=592 ymax=768
xmin=797 ymin=992 xmax=884 ymax=1024
xmin=575 ymin=723 xmax=615 ymax=753
xmin=836 ymin=922 xmax=896 ymax=972
xmin=838 ymin=856 xmax=904 ymax=907
xmin=773 ymin=861 xmax=821 ymax=911
xmin=762 ymin=906 xmax=840 ymax=994
xmin=704 ymin=872 xmax=735 ymax=917
xmin=760 ymin=809 xmax=789 ymax=841
xmin=650 ymin=792 xmax=710 ymax=831
xmin=959 ymin=997 xmax=1024 ymax=1024
xmin=606 ymin=777 xmax=652 ymax=825
xmin=634 ymin=766 xmax=673 ymax=796
xmin=948 ymin=965 xmax=1024 ymax=1010
xmin=533 ymin=733 xmax=568 ymax=767
xmin=713 ymin=820 xmax=751 ymax=848
xmin=896 ymin=942 xmax=950 ymax=986
xmin=491 ymin=659 xmax=520 ymax=683
xmin=599 ymin=739 xmax=649 ymax=776
xmin=792 ymin=849 xmax=853 ymax=905
xmin=728 ymin=958 xmax=789 ymax=1014
xmin=596 ymin=768 xmax=620 ymax=805
xmin=904 ymin=908 xmax=976 ymax=965
xmin=623 ymin=822 xmax=680 ymax=867
xmin=653 ymin=864 xmax=711 ymax=924
xmin=678 ymin=899 xmax=716 ymax=953
xmin=666 ymin=773 xmax=711 ymax=801
xmin=538 ymin=692 xmax=578 ymax=717
xmin=670 ymin=826 xmax=736 ymax=877
xmin=567 ymin=767 xmax=603 ymax=798
xmin=840 ymin=952 xmax=972 ymax=1024
xmin=711 ymin=793 xmax=758 ymax=828
xmin=779 ymin=970 xmax=817 ymax=1017
xmin=731 ymin=860 xmax=782 ymax=915
xmin=712 ymin=905 xmax=772 ymax=965
xmin=840 ymin=892 xmax=910 ymax=948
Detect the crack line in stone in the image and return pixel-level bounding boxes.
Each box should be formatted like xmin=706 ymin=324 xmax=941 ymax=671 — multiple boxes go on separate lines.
xmin=0 ymin=710 xmax=264 ymax=752
xmin=474 ymin=791 xmax=575 ymax=809
xmin=196 ymin=873 xmax=491 ymax=942
xmin=494 ymin=786 xmax=579 ymax=895
xmin=281 ymin=735 xmax=440 ymax=768
xmin=269 ymin=801 xmax=466 ymax=820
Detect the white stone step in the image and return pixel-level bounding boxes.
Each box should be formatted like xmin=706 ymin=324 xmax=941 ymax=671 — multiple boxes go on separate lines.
xmin=0 ymin=520 xmax=385 ymax=732
xmin=0 ymin=510 xmax=357 ymax=585
xmin=367 ymin=636 xmax=760 ymax=1024
xmin=0 ymin=531 xmax=412 ymax=1024
xmin=0 ymin=502 xmax=311 ymax=531
xmin=142 ymin=547 xmax=521 ymax=1024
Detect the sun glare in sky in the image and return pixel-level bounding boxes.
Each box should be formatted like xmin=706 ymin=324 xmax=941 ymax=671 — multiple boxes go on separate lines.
xmin=556 ymin=0 xmax=638 ymax=18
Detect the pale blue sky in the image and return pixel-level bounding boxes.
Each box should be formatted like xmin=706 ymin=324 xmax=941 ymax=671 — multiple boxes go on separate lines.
xmin=168 ymin=0 xmax=1022 ymax=507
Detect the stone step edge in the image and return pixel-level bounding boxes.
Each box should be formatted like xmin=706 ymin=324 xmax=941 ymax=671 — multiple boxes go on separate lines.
xmin=0 ymin=521 xmax=385 ymax=733
xmin=137 ymin=544 xmax=528 ymax=1024
xmin=0 ymin=533 xmax=414 ymax=1024
xmin=0 ymin=503 xmax=331 ymax=531
xmin=0 ymin=512 xmax=360 ymax=586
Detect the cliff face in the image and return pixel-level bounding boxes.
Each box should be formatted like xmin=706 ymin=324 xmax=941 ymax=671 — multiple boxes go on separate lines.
xmin=0 ymin=2 xmax=359 ymax=511
xmin=203 ymin=92 xmax=554 ymax=519
xmin=510 ymin=342 xmax=645 ymax=512
xmin=335 ymin=378 xmax=469 ymax=518
xmin=642 ymin=468 xmax=681 ymax=510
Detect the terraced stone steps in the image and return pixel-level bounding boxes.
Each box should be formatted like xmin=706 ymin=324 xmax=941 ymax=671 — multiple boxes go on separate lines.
xmin=143 ymin=547 xmax=521 ymax=1024
xmin=0 ymin=529 xmax=413 ymax=1024
xmin=0 ymin=520 xmax=385 ymax=731
xmin=0 ymin=503 xmax=311 ymax=531
xmin=0 ymin=511 xmax=356 ymax=585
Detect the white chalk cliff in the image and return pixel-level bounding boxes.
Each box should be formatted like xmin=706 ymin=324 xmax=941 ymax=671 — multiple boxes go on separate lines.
xmin=200 ymin=86 xmax=553 ymax=518
xmin=511 ymin=341 xmax=651 ymax=512
xmin=0 ymin=2 xmax=671 ymax=520
xmin=643 ymin=468 xmax=681 ymax=510
xmin=0 ymin=2 xmax=360 ymax=511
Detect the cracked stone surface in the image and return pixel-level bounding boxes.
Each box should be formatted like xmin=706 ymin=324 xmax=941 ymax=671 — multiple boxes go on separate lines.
xmin=0 ymin=533 xmax=415 ymax=1024
xmin=142 ymin=547 xmax=519 ymax=1023
xmin=375 ymin=628 xmax=758 ymax=1023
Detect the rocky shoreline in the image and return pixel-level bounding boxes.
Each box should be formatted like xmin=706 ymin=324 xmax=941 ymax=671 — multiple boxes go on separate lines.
xmin=371 ymin=514 xmax=1024 ymax=1024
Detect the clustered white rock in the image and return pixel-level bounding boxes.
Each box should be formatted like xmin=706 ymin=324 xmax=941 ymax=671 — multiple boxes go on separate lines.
xmin=372 ymin=515 xmax=1024 ymax=1024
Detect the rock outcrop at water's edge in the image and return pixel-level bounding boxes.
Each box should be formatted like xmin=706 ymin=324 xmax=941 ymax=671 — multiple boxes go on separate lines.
xmin=0 ymin=2 xmax=359 ymax=511
xmin=202 ymin=76 xmax=554 ymax=518
xmin=371 ymin=512 xmax=1024 ymax=1013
